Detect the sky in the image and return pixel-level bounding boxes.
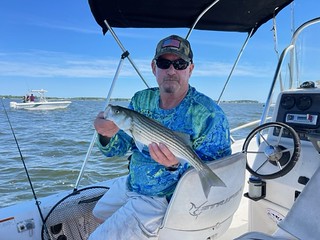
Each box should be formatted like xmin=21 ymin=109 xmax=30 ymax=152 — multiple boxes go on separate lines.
xmin=0 ymin=0 xmax=319 ymax=102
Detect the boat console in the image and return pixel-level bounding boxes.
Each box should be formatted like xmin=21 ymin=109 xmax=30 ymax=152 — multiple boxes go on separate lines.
xmin=245 ymin=84 xmax=320 ymax=235
xmin=276 ymin=87 xmax=320 ymax=143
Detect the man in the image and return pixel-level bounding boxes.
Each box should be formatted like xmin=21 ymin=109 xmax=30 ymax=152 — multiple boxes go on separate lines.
xmin=89 ymin=35 xmax=231 ymax=239
xmin=30 ymin=94 xmax=35 ymax=102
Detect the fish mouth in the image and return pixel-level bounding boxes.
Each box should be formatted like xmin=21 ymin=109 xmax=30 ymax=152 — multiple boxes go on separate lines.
xmin=103 ymin=104 xmax=112 ymax=119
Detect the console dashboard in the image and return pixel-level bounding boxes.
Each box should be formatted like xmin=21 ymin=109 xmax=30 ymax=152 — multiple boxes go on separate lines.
xmin=274 ymin=88 xmax=320 ymax=141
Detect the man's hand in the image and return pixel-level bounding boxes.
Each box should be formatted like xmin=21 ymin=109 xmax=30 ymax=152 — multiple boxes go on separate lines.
xmin=149 ymin=142 xmax=179 ymax=167
xmin=94 ymin=111 xmax=119 ymax=138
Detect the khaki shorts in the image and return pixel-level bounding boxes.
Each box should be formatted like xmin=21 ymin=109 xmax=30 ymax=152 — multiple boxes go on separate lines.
xmin=89 ymin=176 xmax=168 ymax=240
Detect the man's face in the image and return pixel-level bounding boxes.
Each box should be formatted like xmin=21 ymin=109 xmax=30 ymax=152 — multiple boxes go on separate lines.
xmin=152 ymin=53 xmax=194 ymax=95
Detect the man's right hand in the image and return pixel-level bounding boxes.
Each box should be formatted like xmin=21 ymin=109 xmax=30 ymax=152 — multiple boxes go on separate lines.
xmin=94 ymin=111 xmax=119 ymax=138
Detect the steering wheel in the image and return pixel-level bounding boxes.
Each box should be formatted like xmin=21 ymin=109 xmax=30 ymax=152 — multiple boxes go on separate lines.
xmin=242 ymin=122 xmax=301 ymax=179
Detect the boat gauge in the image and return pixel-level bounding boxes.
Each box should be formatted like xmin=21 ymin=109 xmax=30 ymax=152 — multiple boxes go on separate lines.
xmin=296 ymin=96 xmax=312 ymax=110
xmin=280 ymin=95 xmax=295 ymax=110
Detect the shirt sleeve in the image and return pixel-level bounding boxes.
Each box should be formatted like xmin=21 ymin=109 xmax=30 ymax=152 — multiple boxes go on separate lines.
xmin=96 ymin=130 xmax=133 ymax=157
xmin=189 ymin=101 xmax=231 ymax=161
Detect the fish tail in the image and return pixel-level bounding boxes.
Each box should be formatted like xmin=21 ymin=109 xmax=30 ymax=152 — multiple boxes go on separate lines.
xmin=199 ymin=165 xmax=226 ymax=198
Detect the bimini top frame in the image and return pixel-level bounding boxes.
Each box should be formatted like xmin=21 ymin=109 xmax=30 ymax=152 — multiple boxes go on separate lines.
xmin=73 ymin=0 xmax=294 ymax=186
xmin=88 ymin=0 xmax=294 ymax=102
xmin=88 ymin=0 xmax=294 ymax=100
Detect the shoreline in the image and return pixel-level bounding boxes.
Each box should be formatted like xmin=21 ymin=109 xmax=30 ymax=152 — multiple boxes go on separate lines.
xmin=1 ymin=96 xmax=260 ymax=104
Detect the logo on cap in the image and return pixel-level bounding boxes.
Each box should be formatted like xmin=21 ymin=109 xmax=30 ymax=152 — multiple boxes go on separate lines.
xmin=162 ymin=39 xmax=181 ymax=49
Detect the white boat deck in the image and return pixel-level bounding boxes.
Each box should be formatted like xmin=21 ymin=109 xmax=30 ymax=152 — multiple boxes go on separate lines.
xmin=218 ymin=139 xmax=251 ymax=239
xmin=220 ymin=172 xmax=249 ymax=239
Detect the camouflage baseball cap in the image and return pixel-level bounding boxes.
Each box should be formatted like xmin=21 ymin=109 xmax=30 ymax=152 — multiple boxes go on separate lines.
xmin=154 ymin=35 xmax=193 ymax=62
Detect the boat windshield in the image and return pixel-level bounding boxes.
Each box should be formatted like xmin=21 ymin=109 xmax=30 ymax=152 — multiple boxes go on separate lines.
xmin=294 ymin=21 xmax=320 ymax=88
xmin=258 ymin=18 xmax=320 ymax=126
xmin=277 ymin=18 xmax=320 ymax=93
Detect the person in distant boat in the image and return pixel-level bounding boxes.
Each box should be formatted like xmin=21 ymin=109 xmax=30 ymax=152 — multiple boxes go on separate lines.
xmin=26 ymin=95 xmax=30 ymax=102
xmin=90 ymin=35 xmax=231 ymax=240
xmin=30 ymin=94 xmax=35 ymax=102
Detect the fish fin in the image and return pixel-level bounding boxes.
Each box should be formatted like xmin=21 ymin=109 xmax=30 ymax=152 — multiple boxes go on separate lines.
xmin=124 ymin=130 xmax=146 ymax=152
xmin=175 ymin=132 xmax=192 ymax=146
xmin=134 ymin=140 xmax=145 ymax=152
xmin=198 ymin=165 xmax=226 ymax=198
xmin=123 ymin=129 xmax=133 ymax=138
xmin=176 ymin=157 xmax=188 ymax=165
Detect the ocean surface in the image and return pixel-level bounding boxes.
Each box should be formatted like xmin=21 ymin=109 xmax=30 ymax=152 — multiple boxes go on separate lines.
xmin=0 ymin=98 xmax=265 ymax=208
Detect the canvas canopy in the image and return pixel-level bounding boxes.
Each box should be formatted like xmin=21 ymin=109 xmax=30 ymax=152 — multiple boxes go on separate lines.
xmin=89 ymin=0 xmax=293 ymax=35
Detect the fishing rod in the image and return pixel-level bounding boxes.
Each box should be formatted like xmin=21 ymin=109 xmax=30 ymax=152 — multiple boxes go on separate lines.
xmin=73 ymin=50 xmax=127 ymax=191
xmin=1 ymin=99 xmax=51 ymax=238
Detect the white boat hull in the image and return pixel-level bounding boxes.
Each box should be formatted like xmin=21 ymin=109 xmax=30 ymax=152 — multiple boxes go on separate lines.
xmin=10 ymin=101 xmax=71 ymax=110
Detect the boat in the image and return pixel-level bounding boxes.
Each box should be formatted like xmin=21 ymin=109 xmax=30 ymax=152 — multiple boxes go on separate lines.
xmin=1 ymin=0 xmax=320 ymax=239
xmin=9 ymin=89 xmax=71 ymax=110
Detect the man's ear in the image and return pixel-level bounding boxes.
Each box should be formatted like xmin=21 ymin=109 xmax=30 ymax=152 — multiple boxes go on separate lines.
xmin=189 ymin=63 xmax=194 ymax=77
xmin=151 ymin=60 xmax=157 ymax=76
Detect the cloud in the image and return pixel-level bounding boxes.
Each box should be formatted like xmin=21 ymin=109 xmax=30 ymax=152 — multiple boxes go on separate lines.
xmin=0 ymin=50 xmax=273 ymax=80
xmin=193 ymin=60 xmax=273 ymax=78
xmin=0 ymin=50 xmax=150 ymax=78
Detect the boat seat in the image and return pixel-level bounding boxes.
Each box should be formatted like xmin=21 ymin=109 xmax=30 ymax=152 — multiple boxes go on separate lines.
xmin=158 ymin=152 xmax=246 ymax=240
xmin=277 ymin=164 xmax=320 ymax=240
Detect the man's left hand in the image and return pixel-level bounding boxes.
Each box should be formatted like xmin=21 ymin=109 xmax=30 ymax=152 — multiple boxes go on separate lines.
xmin=148 ymin=142 xmax=179 ymax=167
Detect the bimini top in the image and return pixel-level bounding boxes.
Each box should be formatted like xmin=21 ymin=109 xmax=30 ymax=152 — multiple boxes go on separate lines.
xmin=88 ymin=0 xmax=293 ymax=35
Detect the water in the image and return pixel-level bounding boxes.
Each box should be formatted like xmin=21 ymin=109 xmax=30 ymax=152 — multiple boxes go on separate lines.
xmin=0 ymin=98 xmax=265 ymax=208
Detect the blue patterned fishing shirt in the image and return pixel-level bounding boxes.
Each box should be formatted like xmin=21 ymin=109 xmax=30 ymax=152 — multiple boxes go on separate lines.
xmin=97 ymin=85 xmax=231 ymax=198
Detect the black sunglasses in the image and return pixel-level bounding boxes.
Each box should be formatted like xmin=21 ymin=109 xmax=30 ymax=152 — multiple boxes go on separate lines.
xmin=155 ymin=58 xmax=190 ymax=70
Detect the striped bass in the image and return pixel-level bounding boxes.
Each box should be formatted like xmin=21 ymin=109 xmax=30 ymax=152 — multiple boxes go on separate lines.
xmin=104 ymin=105 xmax=226 ymax=198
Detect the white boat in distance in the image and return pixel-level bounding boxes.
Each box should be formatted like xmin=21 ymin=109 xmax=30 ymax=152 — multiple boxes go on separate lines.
xmin=9 ymin=89 xmax=71 ymax=110
xmin=1 ymin=0 xmax=320 ymax=240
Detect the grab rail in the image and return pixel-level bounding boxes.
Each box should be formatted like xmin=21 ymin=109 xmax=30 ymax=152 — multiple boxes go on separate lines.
xmin=230 ymin=117 xmax=271 ymax=143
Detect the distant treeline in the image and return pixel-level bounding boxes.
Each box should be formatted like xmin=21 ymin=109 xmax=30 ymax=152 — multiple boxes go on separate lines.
xmin=1 ymin=95 xmax=131 ymax=101
xmin=1 ymin=95 xmax=259 ymax=103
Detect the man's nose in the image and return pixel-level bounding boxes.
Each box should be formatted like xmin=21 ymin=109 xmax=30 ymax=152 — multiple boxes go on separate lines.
xmin=166 ymin=64 xmax=176 ymax=74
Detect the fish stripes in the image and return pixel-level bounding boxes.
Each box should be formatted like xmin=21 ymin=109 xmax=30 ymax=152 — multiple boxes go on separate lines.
xmin=105 ymin=105 xmax=226 ymax=198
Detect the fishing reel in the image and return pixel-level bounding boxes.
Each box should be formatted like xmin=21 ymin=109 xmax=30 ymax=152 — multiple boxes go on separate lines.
xmin=242 ymin=122 xmax=301 ymax=179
